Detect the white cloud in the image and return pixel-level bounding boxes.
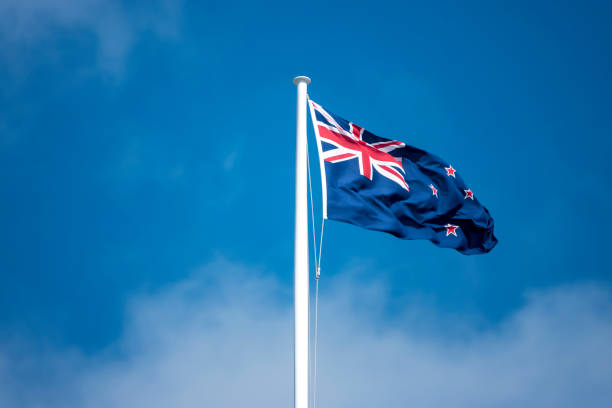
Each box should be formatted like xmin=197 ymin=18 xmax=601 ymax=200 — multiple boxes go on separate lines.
xmin=0 ymin=259 xmax=611 ymax=407
xmin=0 ymin=0 xmax=182 ymax=76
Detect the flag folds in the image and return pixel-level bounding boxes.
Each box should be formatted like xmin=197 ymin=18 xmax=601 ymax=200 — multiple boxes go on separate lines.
xmin=309 ymin=100 xmax=497 ymax=255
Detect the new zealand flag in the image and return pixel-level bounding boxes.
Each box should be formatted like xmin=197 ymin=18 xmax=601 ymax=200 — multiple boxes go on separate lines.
xmin=308 ymin=100 xmax=497 ymax=255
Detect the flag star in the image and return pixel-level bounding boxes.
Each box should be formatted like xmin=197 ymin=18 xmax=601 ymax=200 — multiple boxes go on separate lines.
xmin=464 ymin=189 xmax=474 ymax=200
xmin=445 ymin=165 xmax=456 ymax=177
xmin=430 ymin=184 xmax=438 ymax=198
xmin=445 ymin=224 xmax=459 ymax=237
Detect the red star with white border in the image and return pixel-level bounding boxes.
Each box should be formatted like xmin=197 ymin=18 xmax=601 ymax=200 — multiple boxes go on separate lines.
xmin=430 ymin=184 xmax=438 ymax=198
xmin=464 ymin=189 xmax=474 ymax=200
xmin=445 ymin=224 xmax=458 ymax=237
xmin=445 ymin=165 xmax=456 ymax=177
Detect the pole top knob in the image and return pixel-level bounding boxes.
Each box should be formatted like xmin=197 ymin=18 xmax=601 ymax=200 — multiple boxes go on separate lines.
xmin=293 ymin=76 xmax=311 ymax=85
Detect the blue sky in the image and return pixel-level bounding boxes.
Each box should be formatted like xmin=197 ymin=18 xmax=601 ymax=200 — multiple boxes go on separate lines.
xmin=1 ymin=1 xmax=611 ymax=406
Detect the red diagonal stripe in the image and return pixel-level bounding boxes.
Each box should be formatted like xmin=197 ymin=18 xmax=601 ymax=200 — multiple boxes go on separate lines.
xmin=373 ymin=141 xmax=404 ymax=149
xmin=325 ymin=152 xmax=356 ymax=162
xmin=379 ymin=165 xmax=409 ymax=190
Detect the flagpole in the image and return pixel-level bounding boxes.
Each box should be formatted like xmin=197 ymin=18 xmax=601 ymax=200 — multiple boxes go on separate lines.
xmin=293 ymin=75 xmax=311 ymax=408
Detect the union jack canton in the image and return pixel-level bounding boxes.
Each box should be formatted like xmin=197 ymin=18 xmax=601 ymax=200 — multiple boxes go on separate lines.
xmin=308 ymin=100 xmax=497 ymax=255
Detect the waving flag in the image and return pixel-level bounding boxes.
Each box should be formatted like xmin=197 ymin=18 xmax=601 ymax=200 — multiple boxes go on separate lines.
xmin=308 ymin=100 xmax=497 ymax=255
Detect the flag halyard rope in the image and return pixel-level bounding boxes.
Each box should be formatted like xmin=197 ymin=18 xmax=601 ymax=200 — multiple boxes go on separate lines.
xmin=307 ymin=135 xmax=324 ymax=408
xmin=307 ymin=147 xmax=319 ymax=279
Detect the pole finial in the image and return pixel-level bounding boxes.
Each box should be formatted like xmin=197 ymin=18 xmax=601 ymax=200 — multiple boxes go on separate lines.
xmin=293 ymin=76 xmax=311 ymax=85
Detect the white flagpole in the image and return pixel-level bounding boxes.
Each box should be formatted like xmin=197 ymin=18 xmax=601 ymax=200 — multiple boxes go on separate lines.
xmin=293 ymin=75 xmax=311 ymax=408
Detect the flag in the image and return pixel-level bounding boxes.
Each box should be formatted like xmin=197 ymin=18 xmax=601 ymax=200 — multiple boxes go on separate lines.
xmin=308 ymin=100 xmax=497 ymax=255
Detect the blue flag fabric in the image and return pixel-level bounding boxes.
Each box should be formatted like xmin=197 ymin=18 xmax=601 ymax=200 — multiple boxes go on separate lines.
xmin=308 ymin=100 xmax=497 ymax=255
